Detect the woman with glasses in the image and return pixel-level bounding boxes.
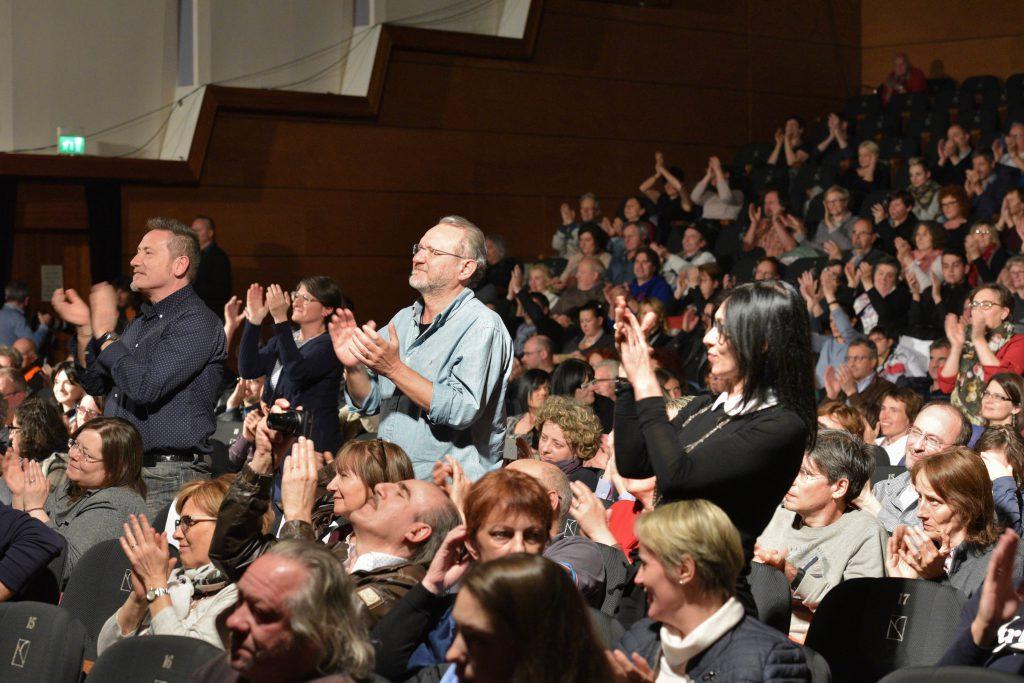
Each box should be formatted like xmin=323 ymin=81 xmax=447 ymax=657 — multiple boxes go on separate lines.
xmin=965 ymin=221 xmax=1010 ymax=285
xmin=238 ymin=275 xmax=346 ymax=455
xmin=2 ymin=417 xmax=147 ymax=587
xmin=940 ymin=284 xmax=1024 ymax=425
xmin=887 ymin=446 xmax=1009 ymax=599
xmin=97 ymin=474 xmax=273 ymax=654
xmin=614 ymin=281 xmax=817 ymax=613
xmin=980 ymin=373 xmax=1024 ymax=434
xmin=937 ymin=185 xmax=972 ymax=248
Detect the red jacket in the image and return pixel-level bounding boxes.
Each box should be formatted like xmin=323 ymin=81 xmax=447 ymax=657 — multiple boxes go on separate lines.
xmin=938 ymin=333 xmax=1024 ymax=394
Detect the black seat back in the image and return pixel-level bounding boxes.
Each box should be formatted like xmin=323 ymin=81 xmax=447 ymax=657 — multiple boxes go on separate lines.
xmin=805 ymin=577 xmax=967 ymax=683
xmin=0 ymin=601 xmax=85 ymax=682
xmin=60 ymin=537 xmax=134 ymax=660
xmin=748 ymin=561 xmax=792 ymax=634
xmin=879 ymin=665 xmax=1023 ymax=682
xmin=87 ymin=634 xmax=222 ymax=682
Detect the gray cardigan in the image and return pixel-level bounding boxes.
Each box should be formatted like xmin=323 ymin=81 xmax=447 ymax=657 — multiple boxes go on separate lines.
xmin=46 ymin=484 xmax=147 ymax=586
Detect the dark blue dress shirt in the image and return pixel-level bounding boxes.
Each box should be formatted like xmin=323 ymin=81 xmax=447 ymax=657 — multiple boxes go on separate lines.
xmin=78 ymin=285 xmax=226 ymax=454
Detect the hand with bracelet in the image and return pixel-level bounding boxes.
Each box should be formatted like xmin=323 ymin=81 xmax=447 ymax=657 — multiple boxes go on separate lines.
xmin=119 ymin=513 xmax=177 ymax=626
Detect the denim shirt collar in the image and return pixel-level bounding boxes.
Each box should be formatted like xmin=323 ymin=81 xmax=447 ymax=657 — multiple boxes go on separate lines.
xmin=409 ymin=288 xmax=475 ymax=338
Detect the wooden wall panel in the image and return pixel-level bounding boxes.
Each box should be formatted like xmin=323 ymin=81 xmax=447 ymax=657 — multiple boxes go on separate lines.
xmin=120 ymin=0 xmax=862 ymax=323
xmin=861 ymin=0 xmax=1024 ymax=86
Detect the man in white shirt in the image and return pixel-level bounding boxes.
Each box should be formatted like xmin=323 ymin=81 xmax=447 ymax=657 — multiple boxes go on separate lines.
xmin=874 ymin=387 xmax=922 ymax=466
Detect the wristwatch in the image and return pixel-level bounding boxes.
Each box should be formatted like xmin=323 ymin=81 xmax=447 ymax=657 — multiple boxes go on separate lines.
xmin=146 ymin=586 xmax=169 ymax=603
xmin=97 ymin=331 xmax=120 ymax=347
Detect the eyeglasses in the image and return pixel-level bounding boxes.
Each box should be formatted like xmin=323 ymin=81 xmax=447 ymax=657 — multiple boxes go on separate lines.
xmin=174 ymin=515 xmax=218 ymax=532
xmin=412 ymin=243 xmax=468 ymax=260
xmin=969 ymin=300 xmax=1001 ymax=310
xmin=290 ymin=291 xmax=319 ymax=304
xmin=983 ymin=390 xmax=1014 ymax=403
xmin=973 ymin=229 xmax=992 ymax=235
xmin=67 ymin=438 xmax=102 ymax=463
xmin=906 ymin=426 xmax=949 ymax=452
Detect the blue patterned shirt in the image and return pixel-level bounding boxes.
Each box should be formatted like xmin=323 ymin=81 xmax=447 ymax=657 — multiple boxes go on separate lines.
xmin=78 ymin=285 xmax=226 ymax=454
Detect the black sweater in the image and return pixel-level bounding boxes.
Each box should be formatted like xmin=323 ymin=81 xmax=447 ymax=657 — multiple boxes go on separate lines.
xmin=0 ymin=503 xmax=64 ymax=596
xmin=614 ymin=390 xmax=806 ymax=563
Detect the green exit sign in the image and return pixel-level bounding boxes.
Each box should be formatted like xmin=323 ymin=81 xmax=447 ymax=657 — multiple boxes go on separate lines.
xmin=58 ymin=135 xmax=85 ymax=155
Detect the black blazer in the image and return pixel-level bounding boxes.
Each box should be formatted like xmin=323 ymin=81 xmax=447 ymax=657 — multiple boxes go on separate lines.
xmin=238 ymin=321 xmax=343 ymax=454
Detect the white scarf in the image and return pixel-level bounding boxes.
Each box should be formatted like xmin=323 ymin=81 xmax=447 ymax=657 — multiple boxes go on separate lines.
xmin=656 ymin=597 xmax=745 ymax=682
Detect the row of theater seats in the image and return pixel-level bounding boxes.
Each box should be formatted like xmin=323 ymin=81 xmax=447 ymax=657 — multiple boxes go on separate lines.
xmin=728 ymin=73 xmax=1024 ymax=221
xmin=0 ymin=532 xmax=1013 ymax=682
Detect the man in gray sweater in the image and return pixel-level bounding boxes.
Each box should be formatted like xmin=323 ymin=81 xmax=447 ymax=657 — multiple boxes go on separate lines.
xmin=756 ymin=429 xmax=889 ymax=638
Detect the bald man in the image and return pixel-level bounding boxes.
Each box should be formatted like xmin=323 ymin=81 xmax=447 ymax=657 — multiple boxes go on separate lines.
xmin=12 ymin=338 xmax=47 ymax=397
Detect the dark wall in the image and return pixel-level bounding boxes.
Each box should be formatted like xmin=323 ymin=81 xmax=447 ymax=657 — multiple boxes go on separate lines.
xmin=118 ymin=0 xmax=861 ymax=324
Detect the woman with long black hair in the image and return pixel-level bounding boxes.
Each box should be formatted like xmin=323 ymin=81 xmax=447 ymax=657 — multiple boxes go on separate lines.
xmin=613 ymin=281 xmax=817 ymax=611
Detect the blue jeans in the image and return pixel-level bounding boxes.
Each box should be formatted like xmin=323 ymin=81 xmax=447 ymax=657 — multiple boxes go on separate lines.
xmin=142 ymin=459 xmax=211 ymax=519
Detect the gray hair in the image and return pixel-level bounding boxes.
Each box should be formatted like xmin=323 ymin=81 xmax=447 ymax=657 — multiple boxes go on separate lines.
xmin=4 ymin=282 xmax=28 ymax=303
xmin=0 ymin=367 xmax=28 ymax=392
xmin=264 ymin=540 xmax=374 ymax=679
xmin=145 ymin=217 xmax=201 ymax=282
xmin=0 ymin=345 xmax=23 ymax=369
xmin=410 ymin=493 xmax=463 ymax=566
xmin=596 ymin=359 xmax=619 ymax=376
xmin=439 ymin=215 xmax=487 ymax=273
xmin=486 ymin=234 xmax=507 ymax=261
xmin=579 ymin=192 xmax=600 ymax=210
xmin=577 ymin=256 xmax=607 ymax=282
xmin=808 ymin=429 xmax=874 ymax=506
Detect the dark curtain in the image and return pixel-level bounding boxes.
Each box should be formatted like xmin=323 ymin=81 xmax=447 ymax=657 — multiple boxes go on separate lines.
xmin=0 ymin=180 xmax=16 ymax=292
xmin=85 ymin=181 xmax=122 ymax=284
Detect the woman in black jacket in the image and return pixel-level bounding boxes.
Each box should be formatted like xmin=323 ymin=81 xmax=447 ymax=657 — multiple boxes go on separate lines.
xmin=613 ymin=281 xmax=816 ymax=610
xmin=238 ymin=276 xmax=345 ymax=455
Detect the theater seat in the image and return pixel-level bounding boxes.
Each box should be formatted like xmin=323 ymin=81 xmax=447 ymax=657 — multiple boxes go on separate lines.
xmin=805 ymin=577 xmax=967 ymax=683
xmin=60 ymin=538 xmax=135 ymax=660
xmin=0 ymin=601 xmax=85 ymax=682
xmin=879 ymin=666 xmax=1022 ymax=682
xmin=86 ymin=634 xmax=222 ymax=682
xmin=748 ymin=561 xmax=792 ymax=634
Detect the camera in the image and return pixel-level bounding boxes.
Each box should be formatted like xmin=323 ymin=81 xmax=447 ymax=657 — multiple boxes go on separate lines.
xmin=267 ymin=409 xmax=313 ymax=439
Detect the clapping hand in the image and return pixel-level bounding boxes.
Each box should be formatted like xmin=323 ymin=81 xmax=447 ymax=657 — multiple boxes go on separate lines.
xmin=89 ymin=282 xmax=119 ymax=338
xmin=328 ymin=309 xmax=365 ymax=368
xmin=21 ymin=460 xmax=48 ymax=511
xmin=607 ymin=651 xmax=655 ymax=683
xmin=120 ymin=514 xmax=175 ymax=596
xmin=508 ymin=264 xmax=524 ymax=298
xmin=822 ymin=240 xmax=843 ymax=261
xmin=858 ymin=260 xmax=874 ymax=288
xmin=265 ymin=284 xmax=291 ymax=324
xmin=245 ymin=284 xmax=269 ymax=325
xmin=753 ymin=544 xmax=796 ymax=582
xmin=871 ymin=203 xmax=886 ymax=224
xmin=837 ymin=363 xmax=857 ymax=396
xmin=569 ymin=481 xmax=616 ymax=546
xmin=972 ymin=530 xmax=1023 ymax=647
xmin=351 ymin=322 xmax=402 ymax=378
xmin=422 ymin=526 xmax=473 ymax=595
xmin=888 ymin=525 xmax=950 ymax=580
xmin=224 ymin=295 xmax=244 ymax=332
xmin=281 ymin=437 xmax=320 ymax=524
xmin=615 ymin=296 xmax=660 ymax=398
xmin=823 ymin=365 xmax=841 ymax=400
xmin=432 ymin=455 xmax=470 ymax=517
xmin=944 ymin=313 xmax=966 ymax=347
xmin=843 ymin=259 xmax=858 ymax=288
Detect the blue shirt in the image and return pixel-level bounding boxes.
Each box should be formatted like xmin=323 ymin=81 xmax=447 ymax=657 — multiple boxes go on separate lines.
xmin=78 ymin=285 xmax=226 ymax=454
xmin=0 ymin=303 xmax=48 ymax=347
xmin=346 ymin=288 xmax=512 ymax=480
xmin=629 ymin=276 xmax=673 ymax=305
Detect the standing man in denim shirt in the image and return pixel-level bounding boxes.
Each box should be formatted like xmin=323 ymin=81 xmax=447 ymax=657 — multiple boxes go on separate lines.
xmin=330 ymin=216 xmax=513 ymax=480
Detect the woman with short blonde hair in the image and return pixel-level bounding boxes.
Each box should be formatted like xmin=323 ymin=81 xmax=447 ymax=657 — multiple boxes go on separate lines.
xmin=613 ymin=500 xmax=809 ymax=680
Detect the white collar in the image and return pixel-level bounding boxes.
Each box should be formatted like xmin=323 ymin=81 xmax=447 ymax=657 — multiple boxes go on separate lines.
xmin=349 ymin=551 xmax=407 ymax=574
xmin=658 ymin=598 xmax=745 ymax=681
xmin=710 ymin=390 xmax=778 ymax=416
